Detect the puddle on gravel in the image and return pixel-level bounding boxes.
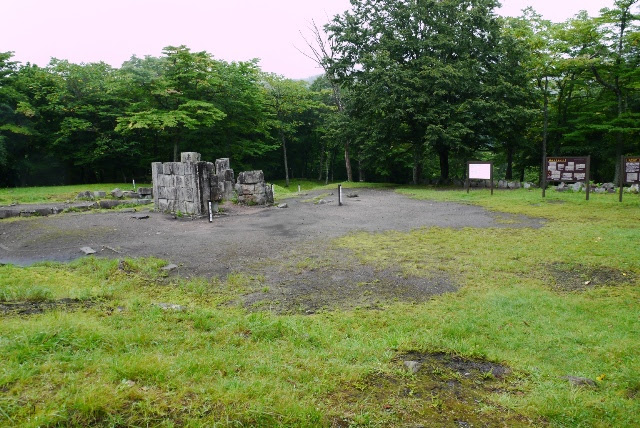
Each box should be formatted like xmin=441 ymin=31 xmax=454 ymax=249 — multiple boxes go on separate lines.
xmin=328 ymin=351 xmax=538 ymax=427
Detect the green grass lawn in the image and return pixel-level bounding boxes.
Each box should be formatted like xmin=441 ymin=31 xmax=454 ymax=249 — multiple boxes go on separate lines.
xmin=0 ymin=183 xmax=150 ymax=205
xmin=1 ymin=184 xmax=639 ymax=426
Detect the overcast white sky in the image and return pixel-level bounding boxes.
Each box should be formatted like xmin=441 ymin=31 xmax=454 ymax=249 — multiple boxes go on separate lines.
xmin=1 ymin=0 xmax=618 ymax=79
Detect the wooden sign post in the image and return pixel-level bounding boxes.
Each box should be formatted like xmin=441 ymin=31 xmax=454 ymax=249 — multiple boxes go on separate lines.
xmin=466 ymin=161 xmax=493 ymax=195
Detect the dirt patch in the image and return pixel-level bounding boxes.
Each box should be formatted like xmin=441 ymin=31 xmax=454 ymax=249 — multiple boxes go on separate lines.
xmin=328 ymin=351 xmax=538 ymax=427
xmin=0 ymin=298 xmax=95 ymax=316
xmin=548 ymin=263 xmax=635 ymax=292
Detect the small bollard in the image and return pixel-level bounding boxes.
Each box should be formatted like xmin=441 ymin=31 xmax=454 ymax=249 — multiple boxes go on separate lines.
xmin=298 ymin=185 xmax=301 ymax=193
xmin=208 ymin=201 xmax=213 ymax=223
xmin=338 ymin=184 xmax=343 ymax=206
xmin=133 ymin=179 xmax=136 ymax=190
xmin=271 ymin=184 xmax=275 ymax=196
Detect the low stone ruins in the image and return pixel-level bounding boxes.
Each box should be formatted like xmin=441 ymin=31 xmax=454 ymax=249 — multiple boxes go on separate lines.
xmin=151 ymin=152 xmax=273 ymax=216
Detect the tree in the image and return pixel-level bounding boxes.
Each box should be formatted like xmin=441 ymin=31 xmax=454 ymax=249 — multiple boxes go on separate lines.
xmin=327 ymin=0 xmax=510 ymax=183
xmin=115 ymin=46 xmax=226 ymax=162
xmin=263 ymin=74 xmax=324 ymax=187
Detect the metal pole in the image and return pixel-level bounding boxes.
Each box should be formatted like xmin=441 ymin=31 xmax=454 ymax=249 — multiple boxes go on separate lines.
xmin=208 ymin=201 xmax=213 ymax=223
xmin=338 ymin=184 xmax=343 ymax=206
xmin=542 ymin=156 xmax=547 ymax=198
xmin=466 ymin=161 xmax=470 ymax=194
xmin=490 ymin=162 xmax=494 ymax=196
xmin=586 ymin=155 xmax=591 ymax=201
xmin=619 ymin=155 xmax=624 ymax=203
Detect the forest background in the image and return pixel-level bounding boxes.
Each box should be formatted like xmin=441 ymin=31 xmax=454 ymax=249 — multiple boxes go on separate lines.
xmin=0 ymin=0 xmax=638 ymax=187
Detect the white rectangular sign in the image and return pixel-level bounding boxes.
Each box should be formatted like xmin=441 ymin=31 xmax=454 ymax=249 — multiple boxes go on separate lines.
xmin=468 ymin=163 xmax=492 ymax=180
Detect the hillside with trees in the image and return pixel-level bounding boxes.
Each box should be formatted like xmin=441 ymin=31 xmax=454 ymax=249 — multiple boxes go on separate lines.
xmin=0 ymin=0 xmax=638 ymax=187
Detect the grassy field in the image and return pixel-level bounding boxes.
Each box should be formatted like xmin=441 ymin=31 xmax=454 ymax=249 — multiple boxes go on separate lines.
xmin=1 ymin=184 xmax=639 ymax=426
xmin=0 ymin=183 xmax=150 ymax=205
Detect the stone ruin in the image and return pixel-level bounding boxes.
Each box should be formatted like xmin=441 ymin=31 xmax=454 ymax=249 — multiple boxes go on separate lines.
xmin=236 ymin=170 xmax=273 ymax=205
xmin=151 ymin=152 xmax=273 ymax=216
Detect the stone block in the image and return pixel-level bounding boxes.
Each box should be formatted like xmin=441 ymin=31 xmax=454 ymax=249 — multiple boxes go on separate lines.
xmin=183 ymin=162 xmax=195 ymax=175
xmin=94 ymin=191 xmax=107 ymax=198
xmin=173 ymin=162 xmax=185 ymax=176
xmin=224 ymin=169 xmax=235 ymax=181
xmin=99 ymin=200 xmax=122 ymax=209
xmin=181 ymin=152 xmax=201 ymax=163
xmin=237 ymin=170 xmax=264 ymax=184
xmin=162 ymin=163 xmax=173 ymax=175
xmin=152 ymin=162 xmax=163 ymax=175
xmin=137 ymin=187 xmax=152 ymax=196
xmin=111 ymin=188 xmax=124 ymax=198
xmin=215 ymin=158 xmax=230 ymax=174
xmin=178 ymin=187 xmax=193 ymax=202
xmin=123 ymin=191 xmax=139 ymax=199
xmin=136 ymin=199 xmax=153 ymax=205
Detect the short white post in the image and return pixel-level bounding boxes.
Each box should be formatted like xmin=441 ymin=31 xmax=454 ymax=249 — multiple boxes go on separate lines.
xmin=133 ymin=179 xmax=136 ymax=190
xmin=338 ymin=184 xmax=343 ymax=206
xmin=208 ymin=201 xmax=213 ymax=223
xmin=298 ymin=185 xmax=301 ymax=193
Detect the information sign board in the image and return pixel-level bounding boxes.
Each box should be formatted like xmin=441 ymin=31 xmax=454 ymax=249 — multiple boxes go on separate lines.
xmin=546 ymin=157 xmax=588 ymax=182
xmin=623 ymin=157 xmax=640 ymax=184
xmin=619 ymin=156 xmax=640 ymax=202
xmin=543 ymin=156 xmax=591 ymax=200
xmin=466 ymin=161 xmax=493 ymax=195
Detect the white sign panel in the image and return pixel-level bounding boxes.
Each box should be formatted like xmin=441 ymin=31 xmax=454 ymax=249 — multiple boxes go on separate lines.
xmin=468 ymin=163 xmax=492 ymax=180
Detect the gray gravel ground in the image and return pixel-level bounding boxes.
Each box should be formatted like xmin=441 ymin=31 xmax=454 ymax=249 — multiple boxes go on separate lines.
xmin=0 ymin=188 xmax=544 ymax=312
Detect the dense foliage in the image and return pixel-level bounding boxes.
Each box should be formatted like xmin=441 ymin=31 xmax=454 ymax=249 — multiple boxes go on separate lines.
xmin=0 ymin=1 xmax=638 ymax=186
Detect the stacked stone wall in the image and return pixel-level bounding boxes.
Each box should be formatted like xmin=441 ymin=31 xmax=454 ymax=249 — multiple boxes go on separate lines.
xmin=235 ymin=170 xmax=274 ymax=205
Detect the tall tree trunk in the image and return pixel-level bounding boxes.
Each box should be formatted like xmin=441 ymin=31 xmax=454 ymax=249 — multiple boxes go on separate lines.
xmin=344 ymin=140 xmax=353 ymax=182
xmin=505 ymin=144 xmax=514 ymax=180
xmin=437 ymin=145 xmax=449 ymax=182
xmin=280 ymin=130 xmax=290 ymax=187
xmin=358 ymin=157 xmax=365 ymax=182
xmin=325 ymin=156 xmax=330 ymax=185
xmin=541 ymin=76 xmax=549 ymax=185
xmin=412 ymin=144 xmax=421 ymax=185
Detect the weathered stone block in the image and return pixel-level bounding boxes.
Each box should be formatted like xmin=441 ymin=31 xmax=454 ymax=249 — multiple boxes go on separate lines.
xmin=94 ymin=191 xmax=107 ymax=198
xmin=224 ymin=169 xmax=234 ymax=181
xmin=123 ymin=191 xmax=139 ymax=199
xmin=237 ymin=170 xmax=264 ymax=184
xmin=162 ymin=163 xmax=173 ymax=175
xmin=181 ymin=152 xmax=201 ymax=163
xmin=137 ymin=187 xmax=152 ymax=196
xmin=152 ymin=162 xmax=163 ymax=175
xmin=215 ymin=158 xmax=230 ymax=174
xmin=111 ymin=188 xmax=124 ymax=198
xmin=178 ymin=187 xmax=193 ymax=202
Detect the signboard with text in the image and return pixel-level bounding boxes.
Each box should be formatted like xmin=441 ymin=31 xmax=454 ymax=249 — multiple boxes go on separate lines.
xmin=623 ymin=157 xmax=640 ymax=184
xmin=543 ymin=156 xmax=591 ymax=200
xmin=619 ymin=156 xmax=640 ymax=202
xmin=546 ymin=157 xmax=588 ymax=183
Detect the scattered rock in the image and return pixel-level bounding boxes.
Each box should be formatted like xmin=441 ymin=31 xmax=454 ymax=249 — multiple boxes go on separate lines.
xmin=131 ymin=214 xmax=150 ymax=220
xmin=80 ymin=246 xmax=96 ymax=255
xmin=76 ymin=191 xmax=94 ymax=200
xmin=99 ymin=200 xmax=123 ymax=209
xmin=555 ymin=183 xmax=567 ymax=192
xmin=154 ymin=302 xmax=186 ymax=311
xmin=602 ymin=182 xmax=615 ymax=191
xmin=404 ymin=360 xmax=423 ymax=374
xmin=122 ymin=191 xmax=139 ymax=199
xmin=277 ymin=203 xmax=288 ymax=209
xmin=111 ymin=188 xmax=124 ymax=198
xmin=93 ymin=191 xmax=106 ymax=198
xmin=137 ymin=187 xmax=153 ymax=197
xmin=346 ymin=193 xmax=359 ymax=198
xmin=523 ymin=182 xmax=536 ymax=189
xmin=627 ymin=184 xmax=640 ymax=194
xmin=594 ymin=187 xmax=606 ymax=194
xmin=564 ymin=376 xmax=597 ymax=388
xmin=316 ymin=199 xmax=331 ymax=205
xmin=569 ymin=182 xmax=585 ymax=192
xmin=161 ymin=264 xmax=178 ymax=272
